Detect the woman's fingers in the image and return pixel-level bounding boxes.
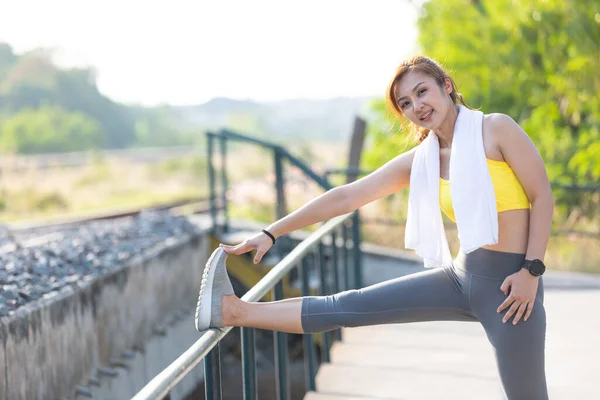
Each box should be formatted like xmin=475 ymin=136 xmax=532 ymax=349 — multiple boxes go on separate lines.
xmin=253 ymin=248 xmax=266 ymax=264
xmin=511 ymin=302 xmax=529 ymax=325
xmin=220 ymin=241 xmax=252 ymax=255
xmin=497 ymin=296 xmax=513 ymax=313
xmin=524 ymin=302 xmax=535 ymax=322
xmin=219 ymin=233 xmax=273 ymax=263
xmin=501 ymin=300 xmax=521 ymax=324
xmin=498 ymin=294 xmax=535 ymax=325
xmin=499 ymin=277 xmax=511 ymax=296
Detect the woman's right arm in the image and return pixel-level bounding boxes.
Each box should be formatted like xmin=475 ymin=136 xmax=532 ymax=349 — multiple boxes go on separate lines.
xmin=221 ymin=148 xmax=415 ymax=263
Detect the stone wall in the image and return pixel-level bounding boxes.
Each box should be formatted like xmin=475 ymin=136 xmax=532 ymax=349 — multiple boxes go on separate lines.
xmin=0 ymin=230 xmax=211 ymax=400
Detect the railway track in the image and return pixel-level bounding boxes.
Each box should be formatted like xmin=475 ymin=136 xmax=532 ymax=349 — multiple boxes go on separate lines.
xmin=0 ymin=196 xmax=225 ymax=315
xmin=0 ymin=196 xmax=221 ymax=254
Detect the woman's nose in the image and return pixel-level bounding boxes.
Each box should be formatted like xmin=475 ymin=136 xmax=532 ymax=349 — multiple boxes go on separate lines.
xmin=413 ymin=100 xmax=424 ymax=113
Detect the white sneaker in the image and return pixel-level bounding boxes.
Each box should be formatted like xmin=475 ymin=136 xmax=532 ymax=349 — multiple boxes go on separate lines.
xmin=194 ymin=247 xmax=234 ymax=331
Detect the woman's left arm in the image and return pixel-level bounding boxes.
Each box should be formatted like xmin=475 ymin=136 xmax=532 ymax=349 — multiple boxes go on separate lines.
xmin=490 ymin=114 xmax=555 ymax=325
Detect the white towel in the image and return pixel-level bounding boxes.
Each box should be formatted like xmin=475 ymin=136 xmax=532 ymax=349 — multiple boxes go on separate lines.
xmin=405 ymin=105 xmax=498 ymax=268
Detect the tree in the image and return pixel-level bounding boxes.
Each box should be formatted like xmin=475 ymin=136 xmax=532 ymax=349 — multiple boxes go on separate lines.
xmin=0 ymin=106 xmax=104 ymax=154
xmin=0 ymin=46 xmax=136 ymax=149
xmin=363 ymin=0 xmax=600 ymax=223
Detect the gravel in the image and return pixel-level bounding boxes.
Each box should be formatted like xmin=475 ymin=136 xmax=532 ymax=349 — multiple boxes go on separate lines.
xmin=0 ymin=211 xmax=202 ymax=316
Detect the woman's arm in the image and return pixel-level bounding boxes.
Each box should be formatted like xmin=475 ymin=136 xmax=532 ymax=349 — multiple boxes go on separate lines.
xmin=491 ymin=114 xmax=554 ymax=325
xmin=266 ymin=148 xmax=415 ymax=238
xmin=490 ymin=114 xmax=555 ymax=262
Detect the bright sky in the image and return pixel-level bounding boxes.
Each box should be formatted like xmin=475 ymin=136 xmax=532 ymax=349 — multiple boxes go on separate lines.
xmin=0 ymin=0 xmax=419 ymax=106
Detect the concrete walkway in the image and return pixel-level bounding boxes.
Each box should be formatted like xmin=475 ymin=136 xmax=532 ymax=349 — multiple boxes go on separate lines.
xmin=304 ymin=272 xmax=600 ymax=400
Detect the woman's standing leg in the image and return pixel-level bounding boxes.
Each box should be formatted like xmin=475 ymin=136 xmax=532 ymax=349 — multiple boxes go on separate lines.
xmin=465 ymin=249 xmax=549 ymax=400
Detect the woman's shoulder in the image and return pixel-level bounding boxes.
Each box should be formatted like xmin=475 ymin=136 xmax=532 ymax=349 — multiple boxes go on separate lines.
xmin=482 ymin=112 xmax=524 ymax=141
xmin=481 ymin=113 xmax=527 ymax=159
xmin=483 ymin=112 xmax=518 ymax=130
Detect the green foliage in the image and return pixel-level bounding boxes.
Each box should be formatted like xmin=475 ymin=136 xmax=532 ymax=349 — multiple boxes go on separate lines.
xmin=0 ymin=43 xmax=200 ymax=154
xmin=0 ymin=105 xmax=104 ymax=154
xmin=34 ymin=191 xmax=69 ymax=211
xmin=0 ymin=48 xmax=136 ymax=149
xmin=418 ymin=0 xmax=599 ymax=182
xmin=364 ymin=0 xmax=600 ymax=226
xmin=131 ymin=105 xmax=203 ymax=147
xmin=362 ymin=98 xmax=416 ymax=170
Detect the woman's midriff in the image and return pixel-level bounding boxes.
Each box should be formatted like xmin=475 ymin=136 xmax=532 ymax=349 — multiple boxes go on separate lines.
xmin=481 ymin=208 xmax=530 ymax=254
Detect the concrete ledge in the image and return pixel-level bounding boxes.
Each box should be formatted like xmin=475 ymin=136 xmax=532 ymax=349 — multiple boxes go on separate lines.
xmin=0 ymin=228 xmax=212 ymax=400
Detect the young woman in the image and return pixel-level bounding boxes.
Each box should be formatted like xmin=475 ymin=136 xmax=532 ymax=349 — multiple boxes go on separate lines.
xmin=195 ymin=56 xmax=554 ymax=400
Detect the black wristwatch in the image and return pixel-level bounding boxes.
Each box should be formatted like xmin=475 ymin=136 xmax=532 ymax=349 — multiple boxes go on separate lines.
xmin=522 ymin=259 xmax=546 ymax=277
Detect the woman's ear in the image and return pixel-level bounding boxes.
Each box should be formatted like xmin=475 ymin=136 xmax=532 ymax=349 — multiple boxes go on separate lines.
xmin=444 ymin=77 xmax=454 ymax=95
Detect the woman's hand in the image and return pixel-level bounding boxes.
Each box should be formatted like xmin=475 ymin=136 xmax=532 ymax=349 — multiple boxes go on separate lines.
xmin=497 ymin=269 xmax=540 ymax=325
xmin=219 ymin=232 xmax=274 ymax=264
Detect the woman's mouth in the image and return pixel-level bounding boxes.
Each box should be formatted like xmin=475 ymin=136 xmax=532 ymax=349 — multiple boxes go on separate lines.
xmin=420 ymin=110 xmax=433 ymax=122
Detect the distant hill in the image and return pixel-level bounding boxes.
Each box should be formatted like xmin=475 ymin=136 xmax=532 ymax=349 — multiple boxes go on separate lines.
xmin=173 ymin=96 xmax=378 ymax=144
xmin=0 ymin=42 xmax=381 ymax=153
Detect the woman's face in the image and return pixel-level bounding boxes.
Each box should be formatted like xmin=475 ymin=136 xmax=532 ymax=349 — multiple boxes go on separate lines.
xmin=393 ymin=71 xmax=454 ymax=131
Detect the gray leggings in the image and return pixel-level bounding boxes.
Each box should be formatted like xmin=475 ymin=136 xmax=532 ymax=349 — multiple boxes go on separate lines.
xmin=301 ymin=248 xmax=548 ymax=400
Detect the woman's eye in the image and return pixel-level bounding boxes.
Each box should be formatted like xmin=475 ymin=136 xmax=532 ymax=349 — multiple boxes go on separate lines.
xmin=418 ymin=88 xmax=427 ymax=95
xmin=401 ymin=101 xmax=410 ymax=109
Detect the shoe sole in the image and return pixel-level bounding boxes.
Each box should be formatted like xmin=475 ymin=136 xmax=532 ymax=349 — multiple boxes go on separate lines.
xmin=195 ymin=247 xmax=225 ymax=331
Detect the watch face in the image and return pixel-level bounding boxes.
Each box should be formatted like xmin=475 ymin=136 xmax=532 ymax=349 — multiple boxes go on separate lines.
xmin=530 ymin=260 xmax=545 ymax=275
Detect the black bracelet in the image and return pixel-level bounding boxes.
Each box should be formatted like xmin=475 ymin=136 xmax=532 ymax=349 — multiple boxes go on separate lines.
xmin=261 ymin=229 xmax=276 ymax=244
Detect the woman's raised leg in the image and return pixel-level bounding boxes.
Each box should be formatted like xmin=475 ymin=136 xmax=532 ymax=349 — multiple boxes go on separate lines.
xmin=219 ymin=264 xmax=478 ymax=334
xmin=222 ymin=295 xmax=305 ymax=333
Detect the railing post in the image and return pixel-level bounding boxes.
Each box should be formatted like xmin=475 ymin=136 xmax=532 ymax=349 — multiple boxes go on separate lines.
xmin=331 ymin=230 xmax=342 ymax=342
xmin=274 ymin=148 xmax=287 ymax=220
xmin=273 ymin=281 xmax=290 ymax=400
xmin=301 ymin=257 xmax=317 ymax=391
xmin=318 ymin=242 xmax=331 ymax=363
xmin=274 ymin=147 xmax=295 ymax=257
xmin=352 ymin=212 xmax=363 ymax=289
xmin=219 ymin=135 xmax=229 ymax=232
xmin=204 ymin=343 xmax=222 ymax=400
xmin=207 ymin=133 xmax=217 ymax=232
xmin=241 ymin=327 xmax=257 ymax=400
xmin=342 ymin=223 xmax=350 ymax=291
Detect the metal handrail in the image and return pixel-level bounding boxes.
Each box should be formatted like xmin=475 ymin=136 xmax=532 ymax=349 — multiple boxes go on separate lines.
xmin=131 ymin=212 xmax=355 ymax=400
xmin=215 ymin=129 xmax=334 ymax=190
xmin=131 ymin=129 xmax=363 ymax=399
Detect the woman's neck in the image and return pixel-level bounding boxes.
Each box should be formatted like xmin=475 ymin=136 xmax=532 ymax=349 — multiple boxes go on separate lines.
xmin=433 ymin=105 xmax=460 ymax=148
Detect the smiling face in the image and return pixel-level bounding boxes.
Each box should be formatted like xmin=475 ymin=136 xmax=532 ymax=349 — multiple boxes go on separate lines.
xmin=393 ymin=71 xmax=454 ymax=131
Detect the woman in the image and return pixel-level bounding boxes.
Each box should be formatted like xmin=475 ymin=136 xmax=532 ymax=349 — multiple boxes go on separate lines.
xmin=195 ymin=56 xmax=554 ymax=400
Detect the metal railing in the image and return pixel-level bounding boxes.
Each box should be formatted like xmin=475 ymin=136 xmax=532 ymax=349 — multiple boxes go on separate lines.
xmin=132 ymin=212 xmax=360 ymax=400
xmin=207 ymin=129 xmax=335 ymax=232
xmin=206 ymin=128 xmax=362 ymax=284
xmin=132 ymin=129 xmax=364 ymax=399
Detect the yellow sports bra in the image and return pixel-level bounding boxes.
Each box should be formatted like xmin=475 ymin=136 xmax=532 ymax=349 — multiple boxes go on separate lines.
xmin=440 ymin=158 xmax=530 ymax=222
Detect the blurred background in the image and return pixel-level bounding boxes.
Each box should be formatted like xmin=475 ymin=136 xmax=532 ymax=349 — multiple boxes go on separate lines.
xmin=0 ymin=0 xmax=599 ymax=273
